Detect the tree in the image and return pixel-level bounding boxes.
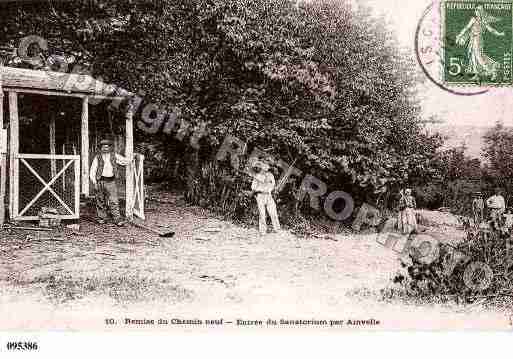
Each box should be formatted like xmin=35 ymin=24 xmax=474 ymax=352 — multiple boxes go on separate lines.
xmin=483 ymin=121 xmax=513 ymax=205
xmin=1 ymin=0 xmax=444 ymax=219
xmin=415 ymin=144 xmax=484 ymax=212
xmin=483 ymin=122 xmax=513 ymax=178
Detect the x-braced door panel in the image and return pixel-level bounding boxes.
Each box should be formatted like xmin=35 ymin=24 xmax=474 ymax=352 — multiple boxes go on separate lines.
xmin=12 ymin=154 xmax=80 ymax=220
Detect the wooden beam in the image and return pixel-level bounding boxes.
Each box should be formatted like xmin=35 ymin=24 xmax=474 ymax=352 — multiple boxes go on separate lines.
xmin=5 ymin=88 xmax=86 ymax=98
xmin=49 ymin=117 xmax=56 ymax=179
xmin=62 ymin=143 xmax=66 ymax=193
xmin=0 ymin=84 xmax=5 ymax=226
xmin=17 ymin=153 xmax=80 ymax=160
xmin=14 ymin=215 xmax=78 ymax=221
xmin=1 ymin=67 xmax=133 ymax=98
xmin=2 ymin=87 xmax=128 ymax=101
xmin=125 ymin=109 xmax=134 ymax=220
xmin=81 ymin=97 xmax=89 ymax=196
xmin=8 ymin=91 xmax=19 ymax=219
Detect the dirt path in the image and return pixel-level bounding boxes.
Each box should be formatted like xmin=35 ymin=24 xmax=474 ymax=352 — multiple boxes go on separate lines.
xmin=0 ymin=197 xmax=511 ymax=330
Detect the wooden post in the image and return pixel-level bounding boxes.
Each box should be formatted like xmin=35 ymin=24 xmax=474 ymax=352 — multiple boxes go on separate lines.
xmin=49 ymin=117 xmax=56 ymax=179
xmin=8 ymin=91 xmax=19 ymax=219
xmin=74 ymin=156 xmax=80 ymax=218
xmin=62 ymin=143 xmax=66 ymax=192
xmin=0 ymin=82 xmax=5 ymax=226
xmin=125 ymin=109 xmax=134 ymax=220
xmin=81 ymin=97 xmax=89 ymax=196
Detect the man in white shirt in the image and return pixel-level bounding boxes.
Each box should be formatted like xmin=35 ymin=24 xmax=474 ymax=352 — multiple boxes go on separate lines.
xmin=250 ymin=161 xmax=281 ymax=235
xmin=486 ymin=187 xmax=506 ymax=228
xmin=89 ymin=139 xmax=130 ymax=225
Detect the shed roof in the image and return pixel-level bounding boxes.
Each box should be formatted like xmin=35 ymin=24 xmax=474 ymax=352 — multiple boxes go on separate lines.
xmin=0 ymin=66 xmax=132 ymax=98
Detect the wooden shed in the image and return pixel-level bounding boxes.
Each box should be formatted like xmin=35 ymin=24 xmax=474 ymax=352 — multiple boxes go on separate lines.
xmin=0 ymin=66 xmax=145 ymax=225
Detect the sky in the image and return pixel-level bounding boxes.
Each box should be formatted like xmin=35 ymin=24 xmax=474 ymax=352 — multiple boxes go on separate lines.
xmin=357 ymin=0 xmax=513 ymax=127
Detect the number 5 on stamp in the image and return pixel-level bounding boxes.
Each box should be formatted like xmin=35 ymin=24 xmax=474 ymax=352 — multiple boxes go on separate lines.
xmin=442 ymin=1 xmax=513 ymax=85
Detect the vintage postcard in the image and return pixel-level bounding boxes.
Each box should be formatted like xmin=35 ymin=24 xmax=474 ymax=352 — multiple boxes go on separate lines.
xmin=1 ymin=0 xmax=513 ymax=348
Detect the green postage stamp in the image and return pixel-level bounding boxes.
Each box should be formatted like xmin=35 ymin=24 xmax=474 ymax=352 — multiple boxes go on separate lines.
xmin=443 ymin=1 xmax=513 ymax=85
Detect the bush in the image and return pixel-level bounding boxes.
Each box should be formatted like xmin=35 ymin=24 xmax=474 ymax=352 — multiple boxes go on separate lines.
xmin=415 ymin=180 xmax=481 ymax=215
xmin=184 ymin=161 xmax=256 ymax=223
xmin=183 ymin=159 xmax=330 ymax=233
xmin=394 ymin=221 xmax=513 ymax=306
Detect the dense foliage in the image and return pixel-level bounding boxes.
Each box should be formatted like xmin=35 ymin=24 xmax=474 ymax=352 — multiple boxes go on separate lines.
xmin=412 ymin=122 xmax=513 ymax=216
xmin=394 ymin=222 xmax=513 ymax=306
xmin=1 ymin=0 xmax=444 ymax=221
xmin=415 ymin=144 xmax=484 ymax=214
xmin=483 ymin=122 xmax=513 ymax=201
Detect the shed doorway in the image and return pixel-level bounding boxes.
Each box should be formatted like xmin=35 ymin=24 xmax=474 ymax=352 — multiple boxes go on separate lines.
xmin=14 ymin=94 xmax=81 ymax=220
xmin=0 ymin=66 xmax=144 ymax=224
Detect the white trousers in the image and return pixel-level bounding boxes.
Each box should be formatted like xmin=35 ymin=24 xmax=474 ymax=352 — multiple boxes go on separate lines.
xmin=398 ymin=207 xmax=417 ymax=234
xmin=256 ymin=193 xmax=280 ymax=234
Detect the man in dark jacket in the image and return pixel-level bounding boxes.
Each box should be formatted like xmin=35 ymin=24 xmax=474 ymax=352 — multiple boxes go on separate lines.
xmin=89 ymin=139 xmax=130 ymax=225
